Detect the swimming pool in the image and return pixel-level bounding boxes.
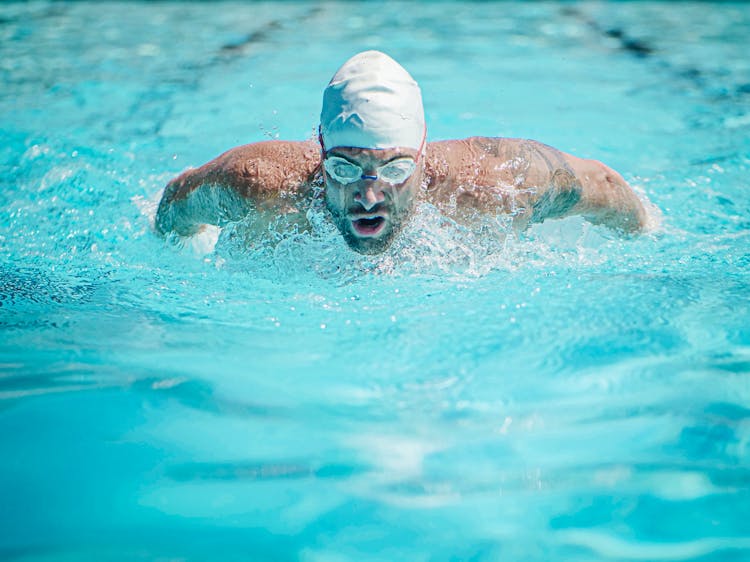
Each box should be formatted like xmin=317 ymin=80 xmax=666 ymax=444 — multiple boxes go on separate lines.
xmin=1 ymin=1 xmax=749 ymax=560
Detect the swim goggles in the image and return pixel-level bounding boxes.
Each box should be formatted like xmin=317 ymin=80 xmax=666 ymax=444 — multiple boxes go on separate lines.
xmin=323 ymin=155 xmax=417 ymax=185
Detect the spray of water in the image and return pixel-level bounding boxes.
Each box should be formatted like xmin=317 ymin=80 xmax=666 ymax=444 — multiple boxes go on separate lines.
xmin=150 ymin=191 xmax=637 ymax=285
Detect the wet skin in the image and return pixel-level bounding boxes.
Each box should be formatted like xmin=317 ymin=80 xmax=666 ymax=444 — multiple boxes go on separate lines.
xmin=323 ymin=146 xmax=424 ymax=254
xmin=156 ymin=138 xmax=655 ymax=252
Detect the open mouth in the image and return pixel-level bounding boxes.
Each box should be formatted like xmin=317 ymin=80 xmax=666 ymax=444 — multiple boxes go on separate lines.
xmin=351 ymin=216 xmax=386 ymax=236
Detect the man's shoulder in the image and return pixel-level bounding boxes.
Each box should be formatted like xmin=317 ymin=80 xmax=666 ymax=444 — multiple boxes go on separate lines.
xmin=424 ymin=136 xmax=571 ymax=181
xmin=227 ymin=139 xmax=321 ymax=199
xmin=426 ymin=136 xmax=547 ymax=155
xmin=421 ymin=136 xmax=570 ymax=213
xmin=424 ymin=137 xmax=515 ymax=179
xmin=216 ymin=139 xmax=320 ymax=174
xmin=169 ymin=139 xmax=320 ymax=201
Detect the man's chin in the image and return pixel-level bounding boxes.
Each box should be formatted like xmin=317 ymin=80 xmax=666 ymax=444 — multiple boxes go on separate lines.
xmin=341 ymin=228 xmax=396 ymax=255
xmin=326 ymin=204 xmax=403 ymax=255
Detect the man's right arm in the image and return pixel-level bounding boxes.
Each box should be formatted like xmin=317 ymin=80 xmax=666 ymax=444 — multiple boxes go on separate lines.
xmin=155 ymin=140 xmax=320 ymax=236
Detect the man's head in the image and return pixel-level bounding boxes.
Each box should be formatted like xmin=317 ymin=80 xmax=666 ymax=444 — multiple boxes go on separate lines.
xmin=319 ymin=50 xmax=426 ymax=254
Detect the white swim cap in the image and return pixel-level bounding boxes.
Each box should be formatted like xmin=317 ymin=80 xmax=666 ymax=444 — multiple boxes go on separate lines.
xmin=320 ymin=50 xmax=425 ymax=151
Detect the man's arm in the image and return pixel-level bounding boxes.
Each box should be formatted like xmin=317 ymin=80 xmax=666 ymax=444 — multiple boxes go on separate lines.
xmin=155 ymin=140 xmax=320 ymax=236
xmin=559 ymin=152 xmax=652 ymax=233
xmin=425 ymin=137 xmax=653 ymax=233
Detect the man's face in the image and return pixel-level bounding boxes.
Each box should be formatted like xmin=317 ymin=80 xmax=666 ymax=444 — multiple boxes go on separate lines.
xmin=323 ymin=146 xmax=423 ymax=254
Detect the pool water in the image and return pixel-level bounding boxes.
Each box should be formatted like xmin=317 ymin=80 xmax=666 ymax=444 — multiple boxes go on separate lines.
xmin=1 ymin=2 xmax=749 ymax=560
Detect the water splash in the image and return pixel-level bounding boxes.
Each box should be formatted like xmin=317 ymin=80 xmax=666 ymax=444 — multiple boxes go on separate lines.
xmin=156 ymin=193 xmax=640 ymax=285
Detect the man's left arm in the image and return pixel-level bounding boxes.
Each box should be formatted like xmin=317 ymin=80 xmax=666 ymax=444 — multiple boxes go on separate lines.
xmin=436 ymin=137 xmax=654 ymax=233
xmin=525 ymin=140 xmax=654 ymax=233
xmin=469 ymin=138 xmax=654 ymax=233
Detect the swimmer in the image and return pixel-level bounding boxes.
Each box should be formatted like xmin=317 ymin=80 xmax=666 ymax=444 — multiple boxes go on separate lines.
xmin=156 ymin=50 xmax=656 ymax=254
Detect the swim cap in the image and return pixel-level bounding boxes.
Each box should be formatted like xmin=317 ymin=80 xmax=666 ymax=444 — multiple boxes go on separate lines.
xmin=320 ymin=50 xmax=425 ymax=151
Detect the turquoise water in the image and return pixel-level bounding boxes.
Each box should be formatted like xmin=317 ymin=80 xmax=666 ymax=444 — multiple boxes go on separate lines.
xmin=2 ymin=1 xmax=749 ymax=560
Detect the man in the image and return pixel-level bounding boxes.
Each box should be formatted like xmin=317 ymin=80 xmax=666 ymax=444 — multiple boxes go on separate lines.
xmin=156 ymin=50 xmax=654 ymax=255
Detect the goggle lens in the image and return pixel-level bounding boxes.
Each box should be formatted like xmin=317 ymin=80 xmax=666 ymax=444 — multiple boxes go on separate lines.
xmin=324 ymin=156 xmax=416 ymax=185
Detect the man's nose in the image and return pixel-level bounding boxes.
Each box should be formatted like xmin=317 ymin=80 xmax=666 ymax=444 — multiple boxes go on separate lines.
xmin=353 ymin=177 xmax=385 ymax=210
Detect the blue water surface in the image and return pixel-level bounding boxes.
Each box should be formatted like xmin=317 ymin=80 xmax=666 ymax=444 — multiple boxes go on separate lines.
xmin=1 ymin=2 xmax=749 ymax=561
